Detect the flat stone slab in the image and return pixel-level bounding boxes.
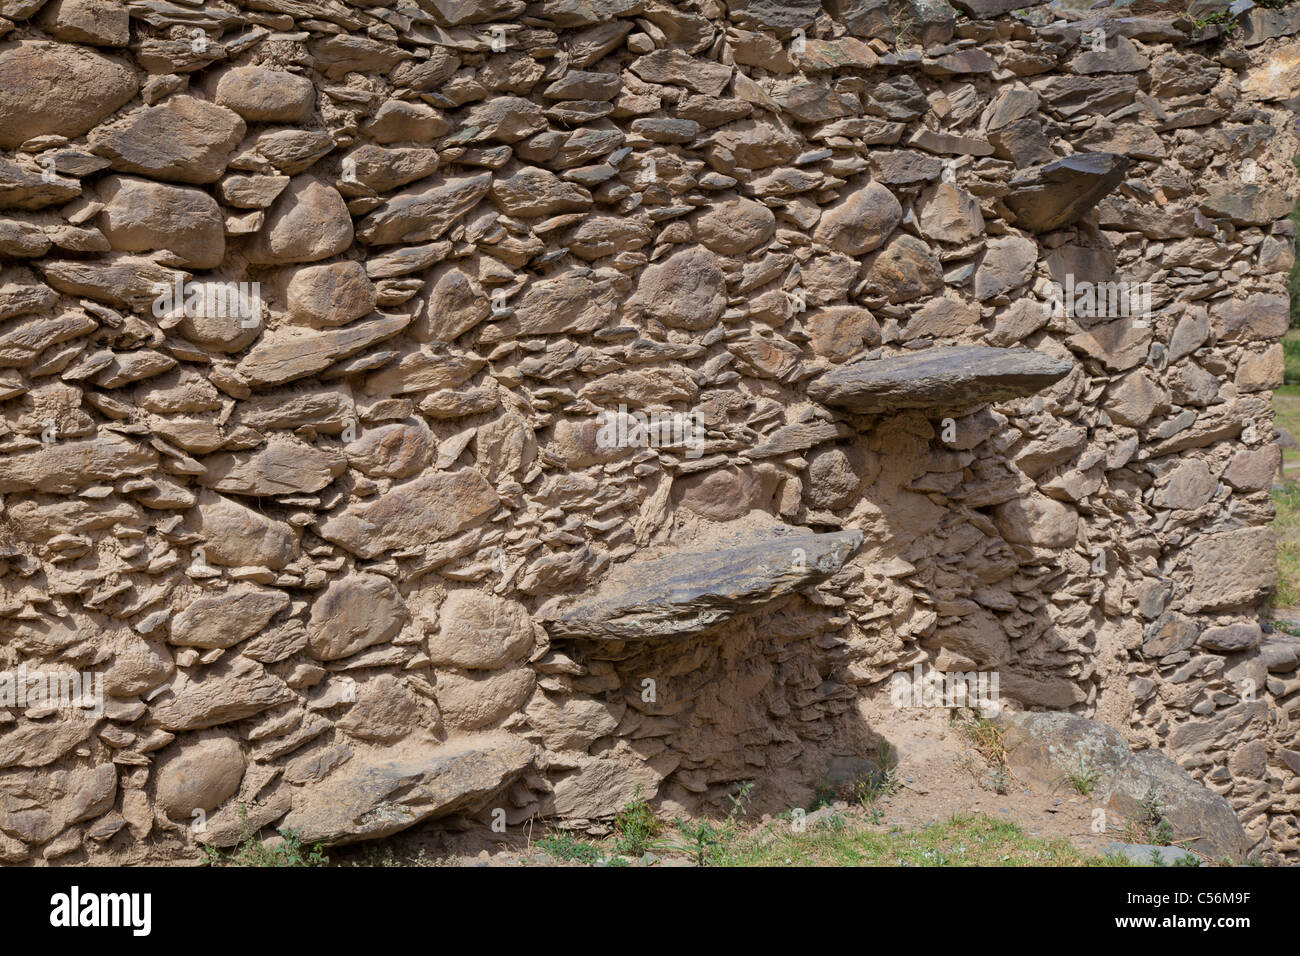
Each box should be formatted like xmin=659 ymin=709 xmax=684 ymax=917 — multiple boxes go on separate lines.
xmin=280 ymin=735 xmax=534 ymax=845
xmin=1103 ymin=842 xmax=1206 ymax=866
xmin=541 ymin=530 xmax=864 ymax=641
xmin=1004 ymin=152 xmax=1130 ymax=232
xmin=807 ymin=345 xmax=1073 ymax=414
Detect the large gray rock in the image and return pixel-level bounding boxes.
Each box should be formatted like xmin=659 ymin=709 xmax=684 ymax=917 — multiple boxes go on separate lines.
xmin=997 ymin=711 xmax=1249 ymax=862
xmin=1004 ymin=153 xmax=1131 ymax=232
xmin=279 ymin=735 xmax=534 ymax=844
xmin=807 ymin=346 xmax=1073 ymax=414
xmin=540 ymin=530 xmax=863 ymax=640
xmin=1108 ymin=751 xmax=1249 ymax=863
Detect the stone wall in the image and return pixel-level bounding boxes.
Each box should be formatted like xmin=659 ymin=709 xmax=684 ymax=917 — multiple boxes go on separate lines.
xmin=0 ymin=0 xmax=1298 ymax=863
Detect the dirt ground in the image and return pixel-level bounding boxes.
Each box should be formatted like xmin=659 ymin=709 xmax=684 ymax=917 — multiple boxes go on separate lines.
xmin=337 ymin=710 xmax=1134 ymax=866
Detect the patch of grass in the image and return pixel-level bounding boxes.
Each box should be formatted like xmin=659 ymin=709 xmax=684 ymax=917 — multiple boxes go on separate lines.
xmin=1282 ymin=331 xmax=1300 ymax=385
xmin=611 ymin=787 xmax=661 ymax=858
xmin=853 ymin=742 xmax=899 ymax=812
xmin=808 ymin=779 xmax=837 ymax=812
xmin=1121 ymin=781 xmax=1175 ymax=848
xmin=1065 ymin=753 xmax=1101 ymax=798
xmin=333 ymin=845 xmax=438 ymax=867
xmin=1272 ymin=481 xmax=1300 ymax=607
xmin=673 ymin=781 xmax=754 ymax=866
xmin=535 ymin=831 xmax=606 ymax=864
xmin=953 ymin=711 xmax=1011 ymax=793
xmin=1064 ymin=753 xmax=1098 ymax=797
xmin=203 ymin=807 xmax=329 ymax=867
xmin=1192 ymin=10 xmax=1239 ymax=32
xmin=721 ymin=812 xmax=1134 ymax=867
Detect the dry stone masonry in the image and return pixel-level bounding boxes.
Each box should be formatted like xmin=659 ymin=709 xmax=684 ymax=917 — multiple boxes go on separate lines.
xmin=0 ymin=0 xmax=1298 ymax=862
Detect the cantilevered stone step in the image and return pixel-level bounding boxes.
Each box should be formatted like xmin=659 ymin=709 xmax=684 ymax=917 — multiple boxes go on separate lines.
xmin=806 ymin=345 xmax=1073 ymax=414
xmin=1004 ymin=152 xmax=1130 ymax=232
xmin=540 ymin=529 xmax=864 ymax=641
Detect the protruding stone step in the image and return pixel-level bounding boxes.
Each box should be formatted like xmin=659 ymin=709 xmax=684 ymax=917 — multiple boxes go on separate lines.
xmin=540 ymin=530 xmax=864 ymax=641
xmin=807 ymin=345 xmax=1073 ymax=414
xmin=1004 ymin=152 xmax=1130 ymax=232
xmin=279 ymin=734 xmax=534 ymax=845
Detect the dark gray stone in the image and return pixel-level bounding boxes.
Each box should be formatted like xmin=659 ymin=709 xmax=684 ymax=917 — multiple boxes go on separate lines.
xmin=1004 ymin=153 xmax=1131 ymax=232
xmin=999 ymin=710 xmax=1250 ymax=862
xmin=1107 ymin=750 xmax=1249 ymax=863
xmin=1200 ymin=185 xmax=1294 ymax=226
xmin=1143 ymin=612 xmax=1201 ymax=658
xmin=727 ymin=0 xmax=822 ymax=34
xmin=1198 ymin=623 xmax=1262 ymax=653
xmin=1103 ymin=842 xmax=1205 ymax=866
xmin=997 ymin=711 xmax=1132 ymax=785
xmin=541 ymin=530 xmax=864 ymax=640
xmin=807 ymin=345 xmax=1073 ymax=414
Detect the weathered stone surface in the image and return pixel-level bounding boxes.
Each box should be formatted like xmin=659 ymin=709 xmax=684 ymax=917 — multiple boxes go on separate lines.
xmin=150 ymin=656 xmax=292 ymax=731
xmin=0 ymin=41 xmax=138 ymax=148
xmin=999 ymin=711 xmax=1249 ymax=862
xmin=994 ymin=493 xmax=1077 ymax=548
xmin=1107 ymin=751 xmax=1248 ymax=862
xmin=37 ymin=0 xmax=130 ymax=46
xmin=154 ymin=736 xmax=245 ymax=819
xmin=170 ymin=586 xmax=290 ymax=649
xmin=236 ymin=314 xmax=411 ymax=388
xmin=0 ymin=0 xmax=1295 ymax=865
xmin=916 ymin=183 xmax=983 ymax=243
xmin=864 ymin=234 xmax=943 ymax=303
xmin=280 ymin=735 xmax=533 ymax=845
xmin=344 ymin=420 xmax=434 ymax=479
xmin=98 ymin=175 xmax=225 ymax=269
xmin=89 ymin=97 xmax=245 ymax=185
xmin=429 ymin=591 xmax=533 ymax=670
xmin=625 ymin=246 xmax=726 ymax=331
xmin=437 ymin=666 xmax=536 ymax=730
xmin=998 ymin=711 xmax=1132 ymax=788
xmin=541 ymin=530 xmax=863 ymax=640
xmin=0 ymin=434 xmax=157 ymax=493
xmin=286 ymin=261 xmax=377 ymax=329
xmin=201 ymin=436 xmax=346 ymax=496
xmin=214 ymin=67 xmax=316 ymax=123
xmin=184 ymin=489 xmax=301 ymax=569
xmin=1200 ymin=185 xmax=1293 ymax=226
xmin=0 ymin=156 xmax=82 ymax=210
xmin=692 ymin=196 xmax=775 ymax=255
xmin=1222 ymin=445 xmax=1280 ymax=492
xmin=1212 ymin=294 xmax=1289 ymax=342
xmin=813 ymin=181 xmax=901 ymax=255
xmin=247 ymin=176 xmax=354 ymax=265
xmin=808 ymin=346 xmax=1073 ymax=414
xmin=1183 ymin=527 xmax=1276 ymax=612
xmin=357 ymin=172 xmax=492 ymax=246
xmin=490 ymin=165 xmax=591 ymax=218
xmin=1005 ymin=153 xmax=1131 ymax=232
xmin=318 ymin=469 xmax=498 ymax=559
xmin=973 ymin=236 xmax=1036 ymax=301
xmin=309 ymin=573 xmax=406 ymax=660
